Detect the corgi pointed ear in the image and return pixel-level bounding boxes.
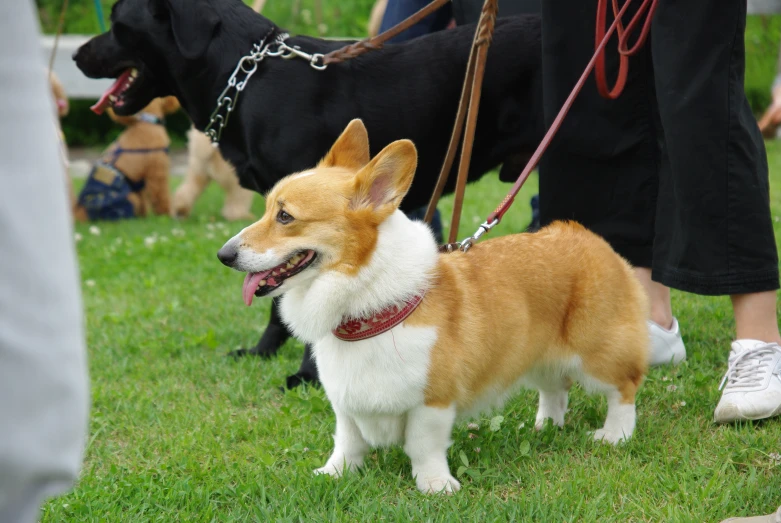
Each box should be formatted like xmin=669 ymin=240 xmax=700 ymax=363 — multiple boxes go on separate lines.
xmin=352 ymin=139 xmax=417 ymax=215
xmin=319 ymin=119 xmax=370 ymax=171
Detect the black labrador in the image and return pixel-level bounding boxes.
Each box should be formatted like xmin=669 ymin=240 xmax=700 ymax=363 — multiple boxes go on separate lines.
xmin=73 ymin=0 xmax=543 ymax=388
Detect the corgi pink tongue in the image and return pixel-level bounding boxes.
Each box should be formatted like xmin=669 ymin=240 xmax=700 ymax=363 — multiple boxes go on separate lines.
xmin=91 ymin=69 xmax=133 ymax=114
xmin=242 ymin=272 xmax=265 ymax=307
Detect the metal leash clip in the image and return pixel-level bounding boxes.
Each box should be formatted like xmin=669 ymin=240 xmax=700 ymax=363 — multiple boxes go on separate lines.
xmin=281 ymin=45 xmax=327 ymax=70
xmin=458 ymin=218 xmax=499 ymax=252
xmin=267 ymin=33 xmax=328 ymax=70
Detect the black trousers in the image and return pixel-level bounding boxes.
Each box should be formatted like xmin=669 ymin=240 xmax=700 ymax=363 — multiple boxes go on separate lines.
xmin=538 ymin=0 xmax=779 ymax=296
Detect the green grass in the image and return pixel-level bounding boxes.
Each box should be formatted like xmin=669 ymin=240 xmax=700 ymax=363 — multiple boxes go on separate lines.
xmin=36 ymin=0 xmax=377 ymax=37
xmin=42 ymin=144 xmax=781 ymax=522
xmin=746 ymin=15 xmax=781 ymax=114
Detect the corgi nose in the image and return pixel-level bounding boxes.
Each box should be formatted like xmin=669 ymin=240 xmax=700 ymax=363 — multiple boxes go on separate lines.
xmin=217 ymin=245 xmax=238 ymax=267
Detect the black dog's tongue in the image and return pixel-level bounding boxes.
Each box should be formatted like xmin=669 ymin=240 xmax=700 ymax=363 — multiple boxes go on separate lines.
xmin=91 ymin=69 xmax=133 ymax=114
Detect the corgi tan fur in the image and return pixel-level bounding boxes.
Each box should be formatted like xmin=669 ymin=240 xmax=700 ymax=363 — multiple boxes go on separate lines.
xmin=172 ymin=127 xmax=255 ymax=221
xmin=219 ymin=120 xmax=650 ymax=494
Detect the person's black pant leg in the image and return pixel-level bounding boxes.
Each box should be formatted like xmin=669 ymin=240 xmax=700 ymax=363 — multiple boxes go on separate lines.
xmin=538 ymin=0 xmax=661 ymax=268
xmin=651 ymin=0 xmax=779 ymax=295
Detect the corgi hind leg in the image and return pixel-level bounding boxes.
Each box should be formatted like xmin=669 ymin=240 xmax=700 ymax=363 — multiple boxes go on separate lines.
xmin=592 ymin=388 xmax=637 ymax=444
xmin=579 ymin=359 xmax=642 ymax=445
xmin=535 ymin=377 xmax=572 ymax=430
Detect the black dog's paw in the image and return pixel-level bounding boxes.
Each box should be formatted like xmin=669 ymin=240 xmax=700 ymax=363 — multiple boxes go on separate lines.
xmin=227 ymin=347 xmax=257 ymax=359
xmin=282 ymin=371 xmax=321 ymax=391
xmin=227 ymin=341 xmax=282 ymax=359
xmin=228 ymin=325 xmax=290 ymax=360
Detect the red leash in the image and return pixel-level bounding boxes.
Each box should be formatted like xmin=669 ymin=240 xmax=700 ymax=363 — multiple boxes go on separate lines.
xmin=595 ymin=0 xmax=658 ymax=99
xmin=459 ymin=0 xmax=658 ymax=250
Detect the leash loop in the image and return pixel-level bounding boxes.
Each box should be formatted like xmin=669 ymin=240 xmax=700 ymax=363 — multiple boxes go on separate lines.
xmin=595 ymin=0 xmax=658 ymax=99
xmin=238 ymin=55 xmax=259 ymax=75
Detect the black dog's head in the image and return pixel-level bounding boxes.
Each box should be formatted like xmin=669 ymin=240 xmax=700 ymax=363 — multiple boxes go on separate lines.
xmin=73 ymin=0 xmax=224 ymax=116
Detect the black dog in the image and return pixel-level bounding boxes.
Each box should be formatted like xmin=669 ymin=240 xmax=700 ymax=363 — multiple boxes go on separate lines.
xmin=74 ymin=0 xmax=543 ymax=388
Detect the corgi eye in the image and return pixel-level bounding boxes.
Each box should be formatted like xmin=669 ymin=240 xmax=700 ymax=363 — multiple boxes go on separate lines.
xmin=277 ymin=210 xmax=294 ymax=224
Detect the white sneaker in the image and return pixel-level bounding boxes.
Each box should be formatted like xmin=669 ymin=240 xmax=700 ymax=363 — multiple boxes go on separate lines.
xmin=720 ymin=505 xmax=781 ymax=522
xmin=648 ymin=318 xmax=686 ymax=367
xmin=714 ymin=340 xmax=781 ymax=423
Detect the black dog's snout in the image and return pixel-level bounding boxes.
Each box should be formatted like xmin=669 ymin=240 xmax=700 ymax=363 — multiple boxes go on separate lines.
xmin=72 ymin=44 xmax=88 ymax=63
xmin=217 ymin=245 xmax=238 ymax=267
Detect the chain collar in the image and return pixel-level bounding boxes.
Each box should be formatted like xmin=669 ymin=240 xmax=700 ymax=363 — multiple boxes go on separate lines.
xmin=204 ymin=30 xmax=329 ymax=147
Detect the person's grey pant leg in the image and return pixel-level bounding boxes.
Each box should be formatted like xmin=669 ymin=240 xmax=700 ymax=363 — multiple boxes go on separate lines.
xmin=0 ymin=2 xmax=89 ymax=522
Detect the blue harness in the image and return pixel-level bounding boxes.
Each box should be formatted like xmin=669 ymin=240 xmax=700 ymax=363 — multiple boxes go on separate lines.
xmin=77 ymin=114 xmax=168 ymax=221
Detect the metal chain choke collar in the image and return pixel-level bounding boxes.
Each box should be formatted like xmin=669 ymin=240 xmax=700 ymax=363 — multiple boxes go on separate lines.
xmin=204 ymin=31 xmax=328 ymax=146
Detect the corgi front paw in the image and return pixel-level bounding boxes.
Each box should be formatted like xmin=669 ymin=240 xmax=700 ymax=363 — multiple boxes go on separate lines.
xmin=314 ymin=458 xmax=361 ymax=477
xmin=592 ymin=428 xmax=629 ymax=445
xmin=416 ymin=474 xmax=461 ymax=494
xmin=314 ymin=463 xmax=342 ymax=477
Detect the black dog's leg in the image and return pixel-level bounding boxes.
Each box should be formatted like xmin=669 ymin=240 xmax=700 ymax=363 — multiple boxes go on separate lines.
xmin=229 ymin=297 xmax=291 ymax=358
xmin=229 ymin=298 xmax=320 ymax=390
xmin=525 ymin=194 xmax=541 ymax=233
xmin=284 ymin=343 xmax=320 ymax=389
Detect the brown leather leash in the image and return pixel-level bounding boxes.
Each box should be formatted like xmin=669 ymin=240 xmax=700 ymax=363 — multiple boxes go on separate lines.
xmin=48 ymin=0 xmax=71 ymax=78
xmin=322 ymin=0 xmax=454 ymax=65
xmin=322 ymin=0 xmax=656 ymax=251
xmin=425 ymin=0 xmax=497 ymax=244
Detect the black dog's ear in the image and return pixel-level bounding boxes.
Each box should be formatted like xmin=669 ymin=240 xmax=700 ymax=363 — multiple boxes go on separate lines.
xmin=164 ymin=0 xmax=221 ymax=60
xmin=148 ymin=0 xmax=168 ymax=18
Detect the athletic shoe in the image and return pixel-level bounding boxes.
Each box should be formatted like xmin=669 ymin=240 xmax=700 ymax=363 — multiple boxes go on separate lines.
xmin=720 ymin=505 xmax=781 ymax=522
xmin=714 ymin=340 xmax=781 ymax=423
xmin=648 ymin=318 xmax=686 ymax=367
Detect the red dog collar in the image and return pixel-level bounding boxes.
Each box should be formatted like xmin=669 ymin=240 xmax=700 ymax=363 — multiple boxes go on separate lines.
xmin=333 ymin=294 xmax=425 ymax=342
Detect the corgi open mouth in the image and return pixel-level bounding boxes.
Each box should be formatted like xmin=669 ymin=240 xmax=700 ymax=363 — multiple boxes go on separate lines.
xmin=241 ymin=250 xmax=317 ymax=305
xmin=91 ymin=67 xmax=140 ymax=114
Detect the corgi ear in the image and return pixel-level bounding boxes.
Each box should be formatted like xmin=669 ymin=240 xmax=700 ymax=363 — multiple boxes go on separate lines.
xmin=352 ymin=139 xmax=417 ymax=216
xmin=319 ymin=119 xmax=370 ymax=171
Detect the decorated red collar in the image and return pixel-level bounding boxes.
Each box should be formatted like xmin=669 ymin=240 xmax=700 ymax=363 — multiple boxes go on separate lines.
xmin=333 ymin=294 xmax=425 ymax=342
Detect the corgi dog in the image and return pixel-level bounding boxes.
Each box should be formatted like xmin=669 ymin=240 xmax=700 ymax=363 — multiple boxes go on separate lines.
xmin=217 ymin=120 xmax=649 ymax=494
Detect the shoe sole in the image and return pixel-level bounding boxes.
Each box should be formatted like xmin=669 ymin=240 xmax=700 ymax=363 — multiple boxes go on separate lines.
xmin=649 ymin=349 xmax=687 ymax=368
xmin=714 ymin=402 xmax=781 ymax=424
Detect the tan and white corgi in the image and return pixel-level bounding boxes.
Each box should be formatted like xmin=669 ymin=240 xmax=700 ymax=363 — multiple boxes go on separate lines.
xmin=218 ymin=120 xmax=649 ymax=494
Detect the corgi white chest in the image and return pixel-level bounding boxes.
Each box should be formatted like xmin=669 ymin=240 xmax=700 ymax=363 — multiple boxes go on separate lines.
xmin=314 ymin=324 xmax=437 ymax=445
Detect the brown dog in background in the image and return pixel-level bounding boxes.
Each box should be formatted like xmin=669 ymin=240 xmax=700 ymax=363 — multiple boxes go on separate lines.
xmin=74 ymin=96 xmax=179 ymax=221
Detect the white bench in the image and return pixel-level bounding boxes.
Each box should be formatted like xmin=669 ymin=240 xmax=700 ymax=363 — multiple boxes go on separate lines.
xmin=749 ymin=0 xmax=781 ymax=14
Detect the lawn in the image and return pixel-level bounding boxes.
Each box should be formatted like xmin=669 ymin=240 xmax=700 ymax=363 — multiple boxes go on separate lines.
xmin=42 ymin=142 xmax=781 ymax=522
